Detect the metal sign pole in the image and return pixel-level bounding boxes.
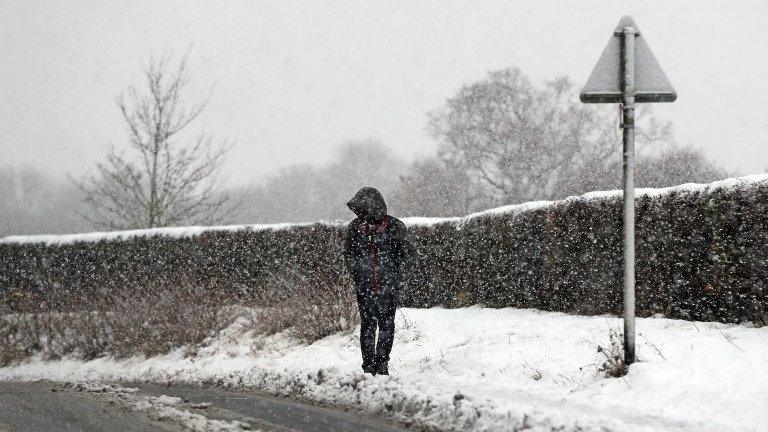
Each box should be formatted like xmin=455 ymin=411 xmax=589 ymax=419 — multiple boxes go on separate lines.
xmin=581 ymin=15 xmax=676 ymax=368
xmin=620 ymin=26 xmax=637 ymax=365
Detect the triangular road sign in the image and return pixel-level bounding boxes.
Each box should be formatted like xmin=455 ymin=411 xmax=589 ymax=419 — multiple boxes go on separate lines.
xmin=581 ymin=16 xmax=676 ymax=103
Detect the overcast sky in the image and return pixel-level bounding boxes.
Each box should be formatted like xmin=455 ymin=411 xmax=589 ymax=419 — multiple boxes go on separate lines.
xmin=2 ymin=0 xmax=767 ymax=186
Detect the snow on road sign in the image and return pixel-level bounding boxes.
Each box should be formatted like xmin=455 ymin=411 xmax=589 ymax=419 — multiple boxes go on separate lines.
xmin=580 ymin=16 xmax=676 ymax=103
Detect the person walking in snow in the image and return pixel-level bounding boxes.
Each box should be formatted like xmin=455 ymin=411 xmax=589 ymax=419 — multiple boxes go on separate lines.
xmin=344 ymin=187 xmax=413 ymax=376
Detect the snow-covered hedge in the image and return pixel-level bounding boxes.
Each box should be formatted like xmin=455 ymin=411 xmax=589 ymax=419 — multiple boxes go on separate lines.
xmin=2 ymin=175 xmax=767 ymax=324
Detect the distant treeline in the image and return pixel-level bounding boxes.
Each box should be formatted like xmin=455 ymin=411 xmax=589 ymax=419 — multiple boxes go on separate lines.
xmin=2 ymin=68 xmax=732 ymax=237
xmin=2 ymin=176 xmax=766 ymax=325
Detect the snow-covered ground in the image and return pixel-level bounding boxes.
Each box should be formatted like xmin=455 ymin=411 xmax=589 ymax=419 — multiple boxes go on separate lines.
xmin=1 ymin=307 xmax=765 ymax=432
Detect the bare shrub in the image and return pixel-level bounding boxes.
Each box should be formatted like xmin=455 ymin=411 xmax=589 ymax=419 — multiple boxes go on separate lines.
xmin=0 ymin=314 xmax=39 ymax=365
xmin=250 ymin=264 xmax=359 ymax=344
xmin=0 ymin=311 xmax=107 ymax=365
xmin=596 ymin=328 xmax=629 ymax=378
xmin=1 ymin=260 xmax=359 ymax=365
xmin=0 ymin=275 xmax=236 ymax=365
xmin=103 ymin=277 xmax=229 ymax=358
xmin=245 ymin=306 xmax=294 ymax=337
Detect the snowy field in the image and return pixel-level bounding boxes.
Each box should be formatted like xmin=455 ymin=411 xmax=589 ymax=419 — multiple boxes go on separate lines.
xmin=1 ymin=307 xmax=765 ymax=432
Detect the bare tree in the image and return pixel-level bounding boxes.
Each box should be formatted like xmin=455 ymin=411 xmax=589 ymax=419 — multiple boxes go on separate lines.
xmin=398 ymin=157 xmax=485 ymax=217
xmin=75 ymin=54 xmax=230 ymax=229
xmin=429 ymin=69 xmax=591 ymax=203
xmin=230 ymin=140 xmax=405 ymax=223
xmin=636 ymin=145 xmax=730 ymax=188
xmin=429 ymin=68 xmax=674 ymax=205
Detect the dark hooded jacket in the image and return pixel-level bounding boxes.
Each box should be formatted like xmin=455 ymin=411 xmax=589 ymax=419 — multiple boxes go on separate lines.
xmin=344 ymin=187 xmax=412 ymax=296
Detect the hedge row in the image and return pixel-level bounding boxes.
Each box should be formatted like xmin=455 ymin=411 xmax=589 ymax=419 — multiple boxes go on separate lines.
xmin=1 ymin=177 xmax=767 ymax=324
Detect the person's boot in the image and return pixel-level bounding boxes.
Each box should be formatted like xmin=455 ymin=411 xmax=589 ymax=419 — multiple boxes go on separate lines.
xmin=362 ymin=363 xmax=377 ymax=376
xmin=375 ymin=361 xmax=389 ymax=376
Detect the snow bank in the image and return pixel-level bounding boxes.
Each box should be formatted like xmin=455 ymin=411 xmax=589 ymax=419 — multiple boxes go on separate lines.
xmin=67 ymin=382 xmax=253 ymax=431
xmin=3 ymin=174 xmax=766 ymax=244
xmin=402 ymin=173 xmax=768 ymax=227
xmin=0 ymin=222 xmax=341 ymax=246
xmin=460 ymin=173 xmax=768 ymax=223
xmin=2 ymin=307 xmax=765 ymax=432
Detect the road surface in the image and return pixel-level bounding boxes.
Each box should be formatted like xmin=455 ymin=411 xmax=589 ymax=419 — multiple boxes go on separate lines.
xmin=0 ymin=380 xmax=411 ymax=432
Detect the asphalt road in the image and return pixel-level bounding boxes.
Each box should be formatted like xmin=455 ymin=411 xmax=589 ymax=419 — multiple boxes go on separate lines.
xmin=0 ymin=381 xmax=411 ymax=432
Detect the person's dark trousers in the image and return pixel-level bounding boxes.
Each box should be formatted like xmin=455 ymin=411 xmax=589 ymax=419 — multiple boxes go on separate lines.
xmin=357 ymin=290 xmax=397 ymax=375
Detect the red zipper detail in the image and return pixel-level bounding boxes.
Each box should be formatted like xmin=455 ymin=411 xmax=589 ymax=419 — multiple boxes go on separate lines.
xmin=361 ymin=216 xmax=390 ymax=294
xmin=370 ymin=237 xmax=379 ymax=294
